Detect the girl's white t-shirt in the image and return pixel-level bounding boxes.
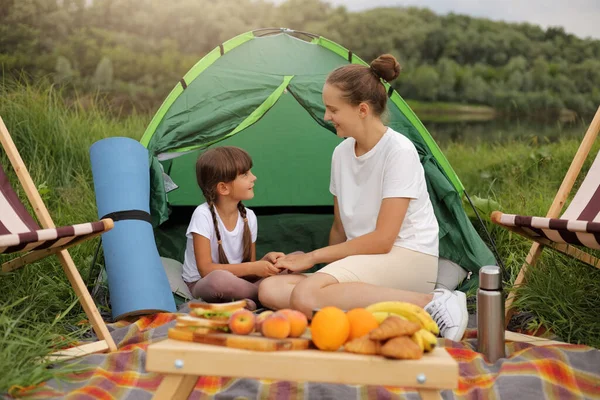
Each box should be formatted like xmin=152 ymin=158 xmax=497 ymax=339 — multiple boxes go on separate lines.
xmin=182 ymin=202 xmax=258 ymax=283
xmin=329 ymin=127 xmax=439 ymax=257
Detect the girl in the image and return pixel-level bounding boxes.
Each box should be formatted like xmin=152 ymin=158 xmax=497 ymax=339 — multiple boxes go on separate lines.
xmin=181 ymin=146 xmax=284 ymax=310
xmin=258 ymin=54 xmax=469 ymax=341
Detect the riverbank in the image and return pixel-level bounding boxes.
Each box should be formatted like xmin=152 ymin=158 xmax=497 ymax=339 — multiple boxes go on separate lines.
xmin=406 ymin=100 xmax=579 ymax=123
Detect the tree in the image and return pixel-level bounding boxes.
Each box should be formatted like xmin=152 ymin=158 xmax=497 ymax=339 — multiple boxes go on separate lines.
xmin=531 ymin=56 xmax=550 ymax=90
xmin=459 ymin=69 xmax=490 ymax=104
xmin=436 ymin=58 xmax=458 ymax=101
xmin=411 ymin=65 xmax=439 ymax=101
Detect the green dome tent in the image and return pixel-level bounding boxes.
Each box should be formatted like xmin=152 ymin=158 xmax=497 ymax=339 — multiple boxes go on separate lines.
xmin=141 ymin=28 xmax=496 ymax=290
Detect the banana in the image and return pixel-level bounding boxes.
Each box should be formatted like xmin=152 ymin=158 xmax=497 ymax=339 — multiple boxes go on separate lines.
xmin=416 ymin=329 xmax=438 ymax=352
xmin=366 ymin=302 xmax=424 ymax=327
xmin=411 ymin=307 xmax=440 ymax=336
xmin=411 ymin=332 xmax=425 ymax=352
xmin=371 ymin=311 xmax=391 ymax=324
xmin=366 ymin=301 xmax=439 ymax=335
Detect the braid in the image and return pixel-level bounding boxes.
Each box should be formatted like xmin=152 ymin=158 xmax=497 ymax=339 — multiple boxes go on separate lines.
xmin=237 ymin=202 xmax=252 ymax=262
xmin=208 ymin=198 xmax=229 ymax=264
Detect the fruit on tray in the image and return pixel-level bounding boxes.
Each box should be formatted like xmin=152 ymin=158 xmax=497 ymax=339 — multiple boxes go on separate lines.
xmin=417 ymin=328 xmax=438 ymax=352
xmin=365 ymin=301 xmax=439 ymax=335
xmin=343 ymin=301 xmax=441 ymax=359
xmin=310 ymin=306 xmax=350 ymax=351
xmin=255 ymin=310 xmax=274 ymax=332
xmin=345 ymin=308 xmax=380 ymax=342
xmin=278 ymin=309 xmax=308 ymax=338
xmin=261 ymin=311 xmax=291 ymax=339
xmin=228 ymin=309 xmax=256 ymax=335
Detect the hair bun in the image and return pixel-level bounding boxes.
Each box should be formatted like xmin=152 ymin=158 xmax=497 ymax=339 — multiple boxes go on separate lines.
xmin=370 ymin=54 xmax=401 ymax=82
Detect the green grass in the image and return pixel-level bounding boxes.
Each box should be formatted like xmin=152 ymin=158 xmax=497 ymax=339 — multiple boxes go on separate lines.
xmin=1 ymin=81 xmax=599 ymax=394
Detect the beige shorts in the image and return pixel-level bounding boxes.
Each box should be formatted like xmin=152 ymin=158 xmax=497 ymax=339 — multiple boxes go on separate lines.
xmin=317 ymin=246 xmax=438 ymax=294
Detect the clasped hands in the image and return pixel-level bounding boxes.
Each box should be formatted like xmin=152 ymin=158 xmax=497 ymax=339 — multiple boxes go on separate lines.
xmin=260 ymin=251 xmax=316 ymax=274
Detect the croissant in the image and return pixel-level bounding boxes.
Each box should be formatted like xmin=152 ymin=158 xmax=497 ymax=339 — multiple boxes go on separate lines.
xmin=344 ymin=335 xmax=381 ymax=355
xmin=369 ymin=315 xmax=420 ymax=340
xmin=380 ymin=336 xmax=423 ymax=360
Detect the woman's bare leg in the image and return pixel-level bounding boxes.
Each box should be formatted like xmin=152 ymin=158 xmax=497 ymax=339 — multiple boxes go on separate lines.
xmin=258 ymin=274 xmax=307 ymax=310
xmin=290 ymin=273 xmax=434 ymax=318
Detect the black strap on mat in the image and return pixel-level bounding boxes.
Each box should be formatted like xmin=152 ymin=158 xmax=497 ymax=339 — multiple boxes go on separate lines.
xmin=101 ymin=209 xmax=152 ymax=224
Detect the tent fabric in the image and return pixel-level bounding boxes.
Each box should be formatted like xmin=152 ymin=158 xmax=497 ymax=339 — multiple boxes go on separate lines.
xmin=162 ymin=93 xmax=342 ymax=207
xmin=141 ymin=29 xmax=496 ymax=288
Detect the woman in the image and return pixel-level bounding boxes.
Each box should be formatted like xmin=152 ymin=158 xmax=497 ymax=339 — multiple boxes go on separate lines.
xmin=258 ymin=54 xmax=468 ymax=341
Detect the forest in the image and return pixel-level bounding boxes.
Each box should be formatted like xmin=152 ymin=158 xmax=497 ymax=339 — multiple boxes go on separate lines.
xmin=2 ymin=0 xmax=600 ymax=117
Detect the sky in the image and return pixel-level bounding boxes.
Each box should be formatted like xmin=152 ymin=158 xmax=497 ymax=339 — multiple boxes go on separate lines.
xmin=272 ymin=0 xmax=600 ymax=40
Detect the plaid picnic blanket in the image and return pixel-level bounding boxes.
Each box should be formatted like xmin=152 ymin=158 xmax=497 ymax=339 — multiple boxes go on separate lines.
xmin=9 ymin=310 xmax=600 ymax=400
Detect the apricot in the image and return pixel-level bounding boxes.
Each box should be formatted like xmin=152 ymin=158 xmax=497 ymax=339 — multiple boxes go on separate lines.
xmin=279 ymin=309 xmax=308 ymax=337
xmin=261 ymin=311 xmax=291 ymax=339
xmin=255 ymin=310 xmax=274 ymax=332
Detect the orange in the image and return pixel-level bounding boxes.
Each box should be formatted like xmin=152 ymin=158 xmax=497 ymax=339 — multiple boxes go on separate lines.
xmin=310 ymin=306 xmax=350 ymax=351
xmin=345 ymin=308 xmax=380 ymax=342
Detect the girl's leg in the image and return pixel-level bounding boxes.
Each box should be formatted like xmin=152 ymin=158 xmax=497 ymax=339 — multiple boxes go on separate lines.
xmin=258 ymin=274 xmax=307 ymax=310
xmin=289 ymin=273 xmax=434 ymax=317
xmin=191 ymin=270 xmax=260 ymax=304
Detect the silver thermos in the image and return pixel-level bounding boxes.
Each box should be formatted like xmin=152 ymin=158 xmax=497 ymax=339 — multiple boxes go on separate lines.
xmin=477 ymin=265 xmax=506 ymax=362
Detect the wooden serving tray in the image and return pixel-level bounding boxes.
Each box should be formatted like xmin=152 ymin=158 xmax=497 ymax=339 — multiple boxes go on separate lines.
xmin=147 ymin=339 xmax=458 ymax=392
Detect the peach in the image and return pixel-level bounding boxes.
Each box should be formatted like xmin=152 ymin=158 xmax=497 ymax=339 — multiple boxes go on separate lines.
xmin=261 ymin=311 xmax=291 ymax=339
xmin=255 ymin=310 xmax=274 ymax=332
xmin=228 ymin=309 xmax=255 ymax=335
xmin=279 ymin=309 xmax=308 ymax=337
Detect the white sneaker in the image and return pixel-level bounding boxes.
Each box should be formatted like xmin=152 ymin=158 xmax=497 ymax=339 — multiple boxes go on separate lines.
xmin=425 ymin=288 xmax=468 ymax=341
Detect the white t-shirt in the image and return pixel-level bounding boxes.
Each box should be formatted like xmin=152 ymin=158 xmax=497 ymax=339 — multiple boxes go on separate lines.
xmin=182 ymin=202 xmax=258 ymax=283
xmin=329 ymin=127 xmax=439 ymax=257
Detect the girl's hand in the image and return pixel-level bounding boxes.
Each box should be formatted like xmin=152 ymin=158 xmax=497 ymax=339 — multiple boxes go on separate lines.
xmin=274 ymin=253 xmax=315 ymax=272
xmin=261 ymin=252 xmax=285 ymax=264
xmin=254 ymin=260 xmax=282 ymax=277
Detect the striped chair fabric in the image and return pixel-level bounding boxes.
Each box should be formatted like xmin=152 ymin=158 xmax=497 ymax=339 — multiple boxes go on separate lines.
xmin=493 ymin=150 xmax=600 ymax=250
xmin=0 ymin=163 xmax=110 ymax=255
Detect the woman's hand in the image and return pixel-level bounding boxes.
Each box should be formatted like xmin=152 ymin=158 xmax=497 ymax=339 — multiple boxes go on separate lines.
xmin=261 ymin=252 xmax=285 ymax=264
xmin=253 ymin=260 xmax=282 ymax=277
xmin=274 ymin=252 xmax=316 ymax=272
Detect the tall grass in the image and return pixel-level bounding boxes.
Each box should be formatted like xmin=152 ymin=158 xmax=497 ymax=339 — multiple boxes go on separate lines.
xmin=0 ymin=81 xmax=599 ymax=393
xmin=0 ymin=80 xmax=146 ymax=394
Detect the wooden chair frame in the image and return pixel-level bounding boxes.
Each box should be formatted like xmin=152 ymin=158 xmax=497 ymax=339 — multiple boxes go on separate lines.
xmin=0 ymin=116 xmax=117 ymax=357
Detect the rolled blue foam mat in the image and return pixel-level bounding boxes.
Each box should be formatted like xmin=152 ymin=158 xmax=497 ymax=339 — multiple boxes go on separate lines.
xmin=90 ymin=137 xmax=176 ymax=320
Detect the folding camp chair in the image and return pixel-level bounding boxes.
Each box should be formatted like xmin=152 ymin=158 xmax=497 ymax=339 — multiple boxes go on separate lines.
xmin=491 ymin=106 xmax=600 ymax=325
xmin=0 ymin=116 xmax=117 ymax=357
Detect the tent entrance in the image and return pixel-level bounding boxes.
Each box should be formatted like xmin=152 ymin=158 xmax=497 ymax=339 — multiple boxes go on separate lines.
xmin=162 ymin=89 xmax=342 ymax=208
xmin=155 ymin=88 xmax=342 ymax=273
